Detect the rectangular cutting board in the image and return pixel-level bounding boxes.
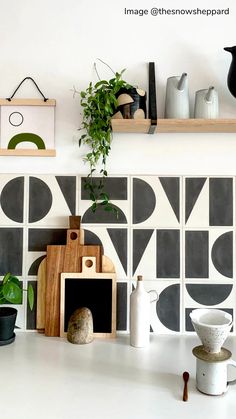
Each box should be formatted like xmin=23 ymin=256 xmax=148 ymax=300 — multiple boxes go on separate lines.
xmin=60 ymin=256 xmax=116 ymax=339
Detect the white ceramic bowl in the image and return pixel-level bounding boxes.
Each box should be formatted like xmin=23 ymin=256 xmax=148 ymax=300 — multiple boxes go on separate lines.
xmin=190 ymin=309 xmax=232 ymax=353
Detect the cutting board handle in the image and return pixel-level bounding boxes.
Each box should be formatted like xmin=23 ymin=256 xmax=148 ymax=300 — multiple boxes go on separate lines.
xmin=66 ymin=229 xmax=80 ymax=244
xmin=82 ymin=257 xmax=97 ymax=274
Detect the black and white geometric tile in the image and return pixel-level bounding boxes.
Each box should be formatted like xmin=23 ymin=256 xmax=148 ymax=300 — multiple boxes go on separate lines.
xmin=0 ymin=174 xmax=235 ymax=334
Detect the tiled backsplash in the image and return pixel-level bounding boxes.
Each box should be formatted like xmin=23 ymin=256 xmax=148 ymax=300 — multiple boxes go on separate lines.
xmin=0 ymin=175 xmax=234 ymax=333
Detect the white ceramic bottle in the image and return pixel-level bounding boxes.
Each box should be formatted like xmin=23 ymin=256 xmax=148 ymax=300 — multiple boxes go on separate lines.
xmin=130 ymin=275 xmax=151 ymax=348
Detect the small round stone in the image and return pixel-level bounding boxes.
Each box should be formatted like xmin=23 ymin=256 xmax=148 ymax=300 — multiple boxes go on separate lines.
xmin=67 ymin=307 xmax=93 ymax=344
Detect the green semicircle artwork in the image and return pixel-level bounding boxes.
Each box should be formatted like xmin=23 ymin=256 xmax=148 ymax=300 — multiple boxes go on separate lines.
xmin=8 ymin=133 xmax=46 ymax=149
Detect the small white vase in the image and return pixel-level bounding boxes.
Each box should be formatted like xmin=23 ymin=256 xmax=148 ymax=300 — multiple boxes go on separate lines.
xmin=130 ymin=276 xmax=158 ymax=348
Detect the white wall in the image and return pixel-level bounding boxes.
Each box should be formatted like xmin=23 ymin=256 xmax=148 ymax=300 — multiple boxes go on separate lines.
xmin=0 ymin=0 xmax=236 ymax=175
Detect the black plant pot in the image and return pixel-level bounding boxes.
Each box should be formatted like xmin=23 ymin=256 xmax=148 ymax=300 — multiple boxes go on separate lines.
xmin=0 ymin=307 xmax=17 ymax=345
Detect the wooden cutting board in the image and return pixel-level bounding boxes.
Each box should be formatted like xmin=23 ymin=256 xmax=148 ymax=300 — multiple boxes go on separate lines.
xmin=36 ymin=257 xmax=47 ymax=332
xmin=78 ymin=244 xmax=101 ymax=272
xmin=60 ymin=256 xmax=116 ymax=339
xmin=44 ymin=229 xmax=102 ymax=337
xmin=45 ymin=245 xmax=65 ymax=336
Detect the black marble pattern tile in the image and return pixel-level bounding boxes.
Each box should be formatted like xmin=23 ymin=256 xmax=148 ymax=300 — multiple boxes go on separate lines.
xmin=132 ymin=229 xmax=154 ymax=275
xmin=156 ymin=284 xmax=180 ymax=331
xmin=209 ymin=178 xmax=233 ymax=226
xmin=159 ymin=177 xmax=180 ymax=221
xmin=0 ymin=177 xmax=24 ymax=223
xmin=81 ymin=177 xmax=127 ymax=200
xmin=211 ymin=231 xmax=233 ymax=278
xmin=132 ymin=178 xmax=156 ymax=224
xmin=116 ymin=282 xmax=127 ymax=331
xmin=156 ymin=230 xmax=180 ymax=278
xmin=185 ymin=231 xmax=209 ymax=278
xmin=82 ymin=205 xmax=127 ymax=224
xmin=29 ymin=177 xmax=53 ymax=223
xmin=185 ymin=177 xmax=206 ymax=223
xmin=107 ymin=229 xmax=127 ymax=274
xmin=0 ymin=174 xmax=234 ymax=333
xmin=28 ymin=228 xmax=67 ymax=252
xmin=56 ymin=176 xmax=76 ymax=215
xmin=0 ymin=228 xmax=23 ymax=275
xmin=186 ymin=284 xmax=233 ymax=305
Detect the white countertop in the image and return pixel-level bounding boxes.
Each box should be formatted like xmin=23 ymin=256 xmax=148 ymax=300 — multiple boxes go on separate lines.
xmin=1 ymin=332 xmax=236 ymax=419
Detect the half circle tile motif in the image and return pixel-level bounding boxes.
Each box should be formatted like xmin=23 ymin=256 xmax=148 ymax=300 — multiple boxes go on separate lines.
xmin=156 ymin=284 xmax=180 ymax=331
xmin=133 ymin=178 xmax=156 ymax=224
xmin=186 ymin=284 xmax=233 ymax=306
xmin=211 ymin=231 xmax=233 ymax=278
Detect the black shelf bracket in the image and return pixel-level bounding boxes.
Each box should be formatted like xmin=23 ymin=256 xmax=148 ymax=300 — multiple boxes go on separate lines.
xmin=148 ymin=62 xmax=157 ymax=134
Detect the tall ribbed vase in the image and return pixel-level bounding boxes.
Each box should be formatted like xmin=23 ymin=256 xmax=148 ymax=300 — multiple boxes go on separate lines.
xmin=130 ymin=275 xmax=150 ymax=348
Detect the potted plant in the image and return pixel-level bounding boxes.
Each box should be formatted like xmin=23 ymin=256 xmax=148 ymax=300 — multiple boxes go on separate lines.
xmin=77 ymin=61 xmax=146 ymax=213
xmin=0 ymin=273 xmax=34 ymax=345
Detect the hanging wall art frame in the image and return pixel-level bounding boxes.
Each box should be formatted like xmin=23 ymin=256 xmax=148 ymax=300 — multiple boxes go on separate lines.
xmin=0 ymin=77 xmax=56 ymax=157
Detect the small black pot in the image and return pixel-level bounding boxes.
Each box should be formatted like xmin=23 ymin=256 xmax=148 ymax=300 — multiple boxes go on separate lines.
xmin=0 ymin=307 xmax=17 ymax=344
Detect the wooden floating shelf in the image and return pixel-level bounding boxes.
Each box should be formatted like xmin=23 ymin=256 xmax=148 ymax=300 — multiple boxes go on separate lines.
xmin=111 ymin=119 xmax=236 ymax=134
xmin=0 ymin=149 xmax=56 ymax=157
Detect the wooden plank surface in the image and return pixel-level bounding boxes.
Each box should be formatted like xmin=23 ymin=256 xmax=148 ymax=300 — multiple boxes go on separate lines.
xmin=111 ymin=118 xmax=236 ymax=133
xmin=0 ymin=98 xmax=56 ymax=106
xmin=36 ymin=258 xmax=47 ymax=331
xmin=45 ymin=245 xmax=65 ymax=336
xmin=0 ymin=149 xmax=56 ymax=157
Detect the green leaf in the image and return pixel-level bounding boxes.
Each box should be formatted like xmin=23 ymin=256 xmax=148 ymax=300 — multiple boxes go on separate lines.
xmin=2 ymin=272 xmax=11 ymax=284
xmin=3 ymin=282 xmax=22 ymax=304
xmin=28 ymin=284 xmax=34 ymax=311
xmin=104 ymin=205 xmax=113 ymax=211
xmin=91 ymin=202 xmax=97 ymax=212
xmin=95 ymin=80 xmax=109 ymax=88
xmin=100 ymin=192 xmax=109 ymax=201
xmin=90 ymin=192 xmax=96 ymax=202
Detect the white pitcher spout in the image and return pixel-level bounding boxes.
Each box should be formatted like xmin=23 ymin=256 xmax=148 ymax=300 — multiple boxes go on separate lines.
xmin=177 ymin=72 xmax=187 ymax=91
xmin=205 ymin=86 xmax=215 ymax=103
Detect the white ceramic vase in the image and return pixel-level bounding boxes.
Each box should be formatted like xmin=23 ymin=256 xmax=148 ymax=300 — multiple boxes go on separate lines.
xmin=130 ymin=276 xmax=158 ymax=348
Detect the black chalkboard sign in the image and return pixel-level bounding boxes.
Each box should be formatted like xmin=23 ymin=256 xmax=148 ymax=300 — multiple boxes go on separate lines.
xmin=64 ymin=277 xmax=112 ymax=333
xmin=60 ymin=258 xmax=116 ymax=338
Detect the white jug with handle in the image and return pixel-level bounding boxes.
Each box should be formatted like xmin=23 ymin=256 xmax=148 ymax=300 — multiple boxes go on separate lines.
xmin=164 ymin=73 xmax=190 ymax=119
xmin=194 ymin=86 xmax=219 ymax=118
xmin=193 ymin=346 xmax=236 ymax=395
xmin=130 ymin=275 xmax=158 ymax=348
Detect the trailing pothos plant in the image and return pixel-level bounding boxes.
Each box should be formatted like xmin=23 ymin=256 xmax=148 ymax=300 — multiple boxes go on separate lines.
xmin=78 ymin=61 xmax=131 ymax=213
xmin=0 ymin=273 xmax=34 ymax=311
